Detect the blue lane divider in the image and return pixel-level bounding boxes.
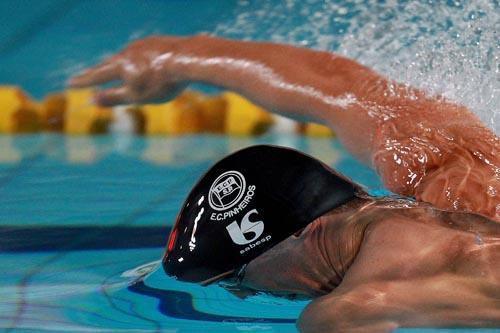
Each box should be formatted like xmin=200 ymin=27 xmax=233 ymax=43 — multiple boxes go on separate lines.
xmin=0 ymin=225 xmax=170 ymax=252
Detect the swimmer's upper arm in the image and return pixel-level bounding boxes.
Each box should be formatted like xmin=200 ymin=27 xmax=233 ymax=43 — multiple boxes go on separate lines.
xmin=298 ymin=275 xmax=500 ymax=332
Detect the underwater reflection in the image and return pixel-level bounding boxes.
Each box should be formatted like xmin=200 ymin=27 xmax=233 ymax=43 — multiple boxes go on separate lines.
xmin=0 ymin=136 xmax=21 ymax=163
xmin=142 ymin=136 xmax=227 ymax=166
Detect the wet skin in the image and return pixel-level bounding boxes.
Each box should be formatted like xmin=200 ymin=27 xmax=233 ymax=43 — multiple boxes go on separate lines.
xmin=242 ymin=198 xmax=500 ymax=332
xmin=70 ymin=35 xmax=500 ymax=331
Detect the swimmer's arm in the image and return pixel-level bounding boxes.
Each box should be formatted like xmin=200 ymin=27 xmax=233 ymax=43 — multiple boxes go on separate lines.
xmin=68 ymin=35 xmax=469 ymax=162
xmin=297 ymin=289 xmax=398 ymax=333
xmin=297 ymin=277 xmax=500 ymax=333
xmin=69 ymin=35 xmax=387 ymax=161
xmin=70 ymin=35 xmax=499 ymax=220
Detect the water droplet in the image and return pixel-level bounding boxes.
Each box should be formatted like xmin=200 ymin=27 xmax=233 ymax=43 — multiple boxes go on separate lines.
xmin=487 ymin=185 xmax=497 ymax=197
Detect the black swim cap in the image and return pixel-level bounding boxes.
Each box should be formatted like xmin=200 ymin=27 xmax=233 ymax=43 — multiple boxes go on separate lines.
xmin=162 ymin=145 xmax=360 ymax=285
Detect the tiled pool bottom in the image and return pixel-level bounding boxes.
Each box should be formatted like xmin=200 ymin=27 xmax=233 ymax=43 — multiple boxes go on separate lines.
xmin=1 ymin=134 xmax=498 ymax=332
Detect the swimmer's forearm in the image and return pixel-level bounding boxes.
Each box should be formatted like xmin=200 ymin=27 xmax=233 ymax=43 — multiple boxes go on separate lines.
xmin=298 ymin=277 xmax=500 ymax=332
xmin=70 ymin=35 xmax=500 ymax=220
xmin=70 ymin=35 xmax=488 ymax=160
xmin=170 ymin=36 xmax=494 ymax=164
xmin=70 ymin=34 xmax=454 ymax=161
xmin=172 ymin=36 xmax=369 ymax=117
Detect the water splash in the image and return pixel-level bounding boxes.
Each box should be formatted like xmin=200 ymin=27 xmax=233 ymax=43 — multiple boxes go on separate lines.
xmin=214 ymin=0 xmax=499 ymax=134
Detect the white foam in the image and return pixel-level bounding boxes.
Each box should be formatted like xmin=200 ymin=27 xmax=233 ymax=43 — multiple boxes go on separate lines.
xmin=214 ymin=0 xmax=499 ymax=134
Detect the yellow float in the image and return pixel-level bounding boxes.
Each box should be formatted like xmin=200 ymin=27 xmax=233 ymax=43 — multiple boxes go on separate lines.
xmin=39 ymin=93 xmax=66 ymax=131
xmin=141 ymin=91 xmax=204 ymax=135
xmin=303 ymin=123 xmax=335 ymax=137
xmin=222 ymin=92 xmax=274 ymax=135
xmin=1 ymin=85 xmax=335 ymax=137
xmin=0 ymin=86 xmax=40 ymax=133
xmin=64 ymin=89 xmax=112 ymax=134
xmin=198 ymin=94 xmax=227 ymax=133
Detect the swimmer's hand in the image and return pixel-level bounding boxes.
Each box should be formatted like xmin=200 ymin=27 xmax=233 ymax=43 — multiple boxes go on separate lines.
xmin=69 ymin=36 xmax=187 ymax=106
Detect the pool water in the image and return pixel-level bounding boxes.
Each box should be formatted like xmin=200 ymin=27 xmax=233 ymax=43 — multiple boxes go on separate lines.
xmin=1 ymin=134 xmax=499 ymax=332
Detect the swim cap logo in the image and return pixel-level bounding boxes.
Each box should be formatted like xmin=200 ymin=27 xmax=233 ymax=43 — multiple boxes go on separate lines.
xmin=209 ymin=171 xmax=246 ymax=211
xmin=226 ymin=209 xmax=264 ymax=245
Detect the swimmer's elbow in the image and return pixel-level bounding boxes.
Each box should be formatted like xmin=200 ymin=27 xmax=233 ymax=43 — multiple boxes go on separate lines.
xmin=297 ymin=294 xmax=400 ymax=333
xmin=296 ymin=299 xmax=331 ymax=333
xmin=297 ymin=295 xmax=371 ymax=333
xmin=372 ymin=138 xmax=438 ymax=198
xmin=373 ymin=131 xmax=500 ymax=220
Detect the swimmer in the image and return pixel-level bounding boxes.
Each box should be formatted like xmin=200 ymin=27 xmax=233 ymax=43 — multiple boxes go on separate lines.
xmin=70 ymin=35 xmax=500 ymax=332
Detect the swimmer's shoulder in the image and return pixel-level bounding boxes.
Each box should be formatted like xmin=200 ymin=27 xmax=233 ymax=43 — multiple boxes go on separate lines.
xmin=370 ymin=199 xmax=500 ymax=237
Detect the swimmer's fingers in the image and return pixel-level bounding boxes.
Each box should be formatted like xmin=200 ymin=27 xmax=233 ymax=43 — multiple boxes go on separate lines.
xmin=95 ymin=83 xmax=184 ymax=106
xmin=69 ymin=58 xmax=122 ymax=88
xmin=94 ymin=86 xmax=131 ymax=106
